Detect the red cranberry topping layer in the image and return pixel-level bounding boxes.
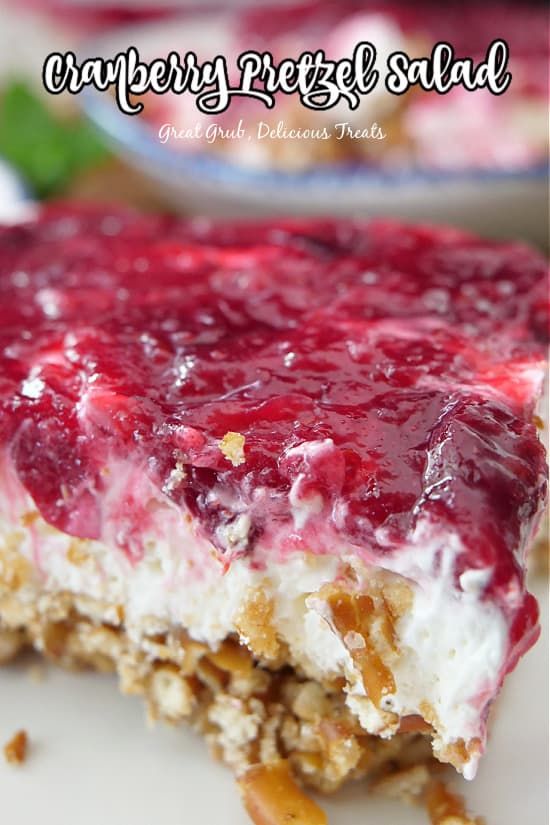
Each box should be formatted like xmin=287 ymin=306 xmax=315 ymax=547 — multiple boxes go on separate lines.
xmin=0 ymin=205 xmax=547 ymax=662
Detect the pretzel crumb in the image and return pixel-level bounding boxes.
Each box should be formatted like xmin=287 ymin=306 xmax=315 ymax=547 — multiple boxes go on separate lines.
xmin=236 ymin=588 xmax=280 ymax=660
xmin=3 ymin=730 xmax=28 ymax=765
xmin=237 ymin=760 xmax=327 ymax=825
xmin=371 ymin=763 xmax=431 ymax=802
xmin=219 ymin=432 xmax=246 ymax=466
xmin=425 ymin=780 xmax=484 ymax=825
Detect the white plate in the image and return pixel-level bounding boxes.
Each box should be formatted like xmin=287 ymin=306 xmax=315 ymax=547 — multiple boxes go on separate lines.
xmin=0 ymin=578 xmax=547 ymax=825
xmin=0 ymin=160 xmax=33 ymax=223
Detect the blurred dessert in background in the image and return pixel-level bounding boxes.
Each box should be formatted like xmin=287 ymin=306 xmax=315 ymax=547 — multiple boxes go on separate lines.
xmin=0 ymin=1 xmax=547 ymax=236
xmin=142 ymin=0 xmax=548 ymax=173
xmin=16 ymin=0 xmax=179 ymax=32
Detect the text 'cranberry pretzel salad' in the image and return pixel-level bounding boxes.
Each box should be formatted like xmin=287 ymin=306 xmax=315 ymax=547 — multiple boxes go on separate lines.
xmin=0 ymin=206 xmax=547 ymax=822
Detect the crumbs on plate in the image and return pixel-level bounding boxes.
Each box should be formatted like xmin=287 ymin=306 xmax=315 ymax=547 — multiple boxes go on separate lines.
xmin=3 ymin=730 xmax=28 ymax=765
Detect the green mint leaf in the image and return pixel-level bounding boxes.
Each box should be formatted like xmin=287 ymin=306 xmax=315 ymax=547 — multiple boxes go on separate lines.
xmin=0 ymin=80 xmax=109 ymax=198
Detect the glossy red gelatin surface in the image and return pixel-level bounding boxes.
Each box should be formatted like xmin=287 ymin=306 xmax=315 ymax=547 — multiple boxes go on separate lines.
xmin=0 ymin=205 xmax=547 ymax=664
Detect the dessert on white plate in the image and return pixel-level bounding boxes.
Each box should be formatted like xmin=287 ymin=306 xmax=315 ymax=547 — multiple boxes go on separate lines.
xmin=0 ymin=204 xmax=547 ymax=822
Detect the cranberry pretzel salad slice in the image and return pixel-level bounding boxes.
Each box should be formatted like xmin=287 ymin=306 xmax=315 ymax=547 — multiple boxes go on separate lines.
xmin=0 ymin=206 xmax=547 ymax=819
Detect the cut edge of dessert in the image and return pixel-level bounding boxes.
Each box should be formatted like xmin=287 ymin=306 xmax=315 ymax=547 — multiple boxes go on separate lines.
xmin=0 ymin=204 xmax=548 ymax=824
xmin=0 ymin=500 xmax=490 ymax=825
xmin=0 ymin=496 xmax=531 ymax=825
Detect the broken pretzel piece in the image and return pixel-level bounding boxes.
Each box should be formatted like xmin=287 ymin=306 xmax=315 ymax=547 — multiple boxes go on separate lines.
xmin=238 ymin=759 xmax=327 ymax=825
